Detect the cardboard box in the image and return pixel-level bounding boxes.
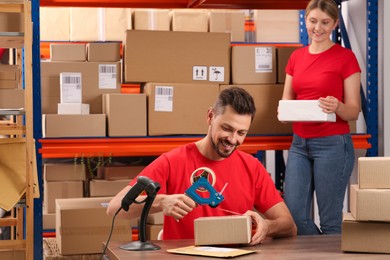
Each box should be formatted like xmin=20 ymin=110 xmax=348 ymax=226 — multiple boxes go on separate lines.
xmin=43 ymin=238 xmax=101 ymax=260
xmin=50 ymin=43 xmax=86 ymax=62
xmin=278 ymin=100 xmax=336 ymax=122
xmin=44 ymin=181 xmax=84 ymax=213
xmin=144 ymin=83 xmax=219 ymax=135
xmin=0 ymin=249 xmax=25 ymax=260
xmin=145 ymin=224 xmax=163 ymax=241
xmin=358 ymin=157 xmax=390 ymax=189
xmin=101 ymin=166 xmax=145 ymax=180
xmin=40 ymin=7 xmax=70 ymax=41
xmin=123 ymin=30 xmax=230 ymax=84
xmin=103 ymin=93 xmax=147 ymax=137
xmin=87 ymin=42 xmax=121 ymax=62
xmin=147 ymin=211 xmax=164 ymax=225
xmin=254 ymin=10 xmax=300 ymax=43
xmin=70 ymin=7 xmax=100 ymax=41
xmin=41 ymin=61 xmax=121 ymax=114
xmin=56 ymin=197 xmax=133 ymax=255
xmin=103 ymin=8 xmax=132 ymax=41
xmin=44 ymin=163 xmax=86 ymax=182
xmin=194 ymin=215 xmax=252 ymax=246
xmin=350 ymin=184 xmax=390 ymax=222
xmin=133 ymin=9 xmax=171 ymax=31
xmin=89 ymin=179 xmax=130 ymax=197
xmin=0 ymin=89 xmax=24 ymax=109
xmin=221 ymin=84 xmax=292 ymax=135
xmin=209 ymin=10 xmax=245 ymax=42
xmin=0 ymin=12 xmax=24 ymax=33
xmin=277 ymin=47 xmax=298 ymax=83
xmin=342 ymin=212 xmax=390 ymax=253
xmin=232 ymin=45 xmax=277 ymax=84
xmin=43 ymin=212 xmax=56 ymax=230
xmin=0 ymin=65 xmax=19 ymax=89
xmin=172 ymin=9 xmax=209 ymax=32
xmin=42 ymin=114 xmax=106 ymax=138
xmin=58 ymin=103 xmax=90 ymax=115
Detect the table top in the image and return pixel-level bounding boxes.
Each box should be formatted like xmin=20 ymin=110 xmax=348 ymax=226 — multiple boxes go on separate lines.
xmin=104 ymin=235 xmax=389 ymax=260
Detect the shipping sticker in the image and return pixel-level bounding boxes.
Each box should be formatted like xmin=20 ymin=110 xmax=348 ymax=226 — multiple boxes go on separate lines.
xmin=209 ymin=66 xmax=225 ymax=82
xmin=155 ymin=86 xmax=173 ymax=112
xmin=98 ymin=64 xmax=117 ymax=89
xmin=193 ymin=66 xmax=207 ymax=81
xmin=60 ymin=72 xmax=82 ymax=103
xmin=254 ymin=47 xmax=273 ymax=73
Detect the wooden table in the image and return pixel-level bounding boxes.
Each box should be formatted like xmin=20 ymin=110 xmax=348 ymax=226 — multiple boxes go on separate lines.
xmin=104 ymin=235 xmax=389 ymax=259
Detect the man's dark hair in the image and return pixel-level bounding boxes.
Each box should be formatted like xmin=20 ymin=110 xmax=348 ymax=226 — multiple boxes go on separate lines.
xmin=213 ymin=87 xmax=256 ymax=122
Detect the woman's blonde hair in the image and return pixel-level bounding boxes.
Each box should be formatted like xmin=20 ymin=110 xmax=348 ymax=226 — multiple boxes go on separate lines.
xmin=305 ymin=0 xmax=339 ymax=21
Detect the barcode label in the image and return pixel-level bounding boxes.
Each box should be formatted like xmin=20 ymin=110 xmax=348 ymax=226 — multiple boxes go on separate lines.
xmin=62 ymin=75 xmax=81 ymax=86
xmin=60 ymin=72 xmax=82 ymax=103
xmin=156 ymin=86 xmax=173 ymax=96
xmin=99 ymin=64 xmax=117 ymax=89
xmin=99 ymin=65 xmax=116 ymax=74
xmin=155 ymin=86 xmax=174 ymax=112
xmin=255 ymin=47 xmax=273 ymax=73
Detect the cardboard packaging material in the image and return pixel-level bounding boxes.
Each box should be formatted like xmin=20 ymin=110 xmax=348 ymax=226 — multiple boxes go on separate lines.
xmin=0 ymin=12 xmax=24 ymax=33
xmin=358 ymin=157 xmax=390 ymax=189
xmin=43 ymin=212 xmax=56 ymax=230
xmin=58 ymin=103 xmax=90 ymax=115
xmin=50 ymin=43 xmax=86 ymax=62
xmin=89 ymin=179 xmax=130 ymax=197
xmin=221 ymin=84 xmax=292 ymax=135
xmin=56 ymin=197 xmax=133 ymax=255
xmin=278 ymin=100 xmax=336 ymax=122
xmin=209 ymin=10 xmax=245 ymax=42
xmin=146 ymin=224 xmax=163 ymax=240
xmin=350 ymin=184 xmax=390 ymax=222
xmin=194 ymin=215 xmax=252 ymax=246
xmin=41 ymin=61 xmax=121 ymax=114
xmin=40 ymin=7 xmax=70 ymax=41
xmin=147 ymin=211 xmax=164 ymax=225
xmin=42 ymin=114 xmax=106 ymax=138
xmin=277 ymin=47 xmax=299 ymax=83
xmin=103 ymin=8 xmax=132 ymax=41
xmin=87 ymin=42 xmax=121 ymax=62
xmin=101 ymin=165 xmax=146 ymax=180
xmin=0 ymin=65 xmax=19 ymax=89
xmin=44 ymin=163 xmax=86 ymax=181
xmin=0 ymin=89 xmax=24 ymax=109
xmin=172 ymin=9 xmax=209 ymax=32
xmin=133 ymin=9 xmax=171 ymax=31
xmin=123 ymin=30 xmax=230 ymax=84
xmin=70 ymin=7 xmax=100 ymax=41
xmin=0 ymin=249 xmax=25 ymax=260
xmin=254 ymin=10 xmax=300 ymax=43
xmin=103 ymin=93 xmax=147 ymax=137
xmin=342 ymin=212 xmax=390 ymax=254
xmin=43 ymin=238 xmax=101 ymax=260
xmin=144 ymin=83 xmax=219 ymax=135
xmin=44 ymin=181 xmax=84 ymax=213
xmin=232 ymin=45 xmax=277 ymax=84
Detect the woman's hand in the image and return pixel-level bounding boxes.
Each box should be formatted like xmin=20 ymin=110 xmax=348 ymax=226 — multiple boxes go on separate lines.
xmin=319 ymin=96 xmax=340 ymax=113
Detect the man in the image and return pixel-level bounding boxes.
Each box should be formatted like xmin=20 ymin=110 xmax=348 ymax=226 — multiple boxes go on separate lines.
xmin=107 ymin=87 xmax=297 ymax=245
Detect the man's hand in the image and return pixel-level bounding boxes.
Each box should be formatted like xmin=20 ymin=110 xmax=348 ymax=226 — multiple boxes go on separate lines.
xmin=244 ymin=210 xmax=269 ymax=245
xmin=159 ymin=194 xmax=197 ymax=221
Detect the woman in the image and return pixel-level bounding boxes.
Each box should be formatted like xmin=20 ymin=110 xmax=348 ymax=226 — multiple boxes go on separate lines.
xmin=281 ymin=0 xmax=361 ymax=235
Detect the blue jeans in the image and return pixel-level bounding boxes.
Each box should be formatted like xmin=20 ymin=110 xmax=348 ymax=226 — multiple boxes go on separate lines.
xmin=284 ymin=134 xmax=354 ymax=235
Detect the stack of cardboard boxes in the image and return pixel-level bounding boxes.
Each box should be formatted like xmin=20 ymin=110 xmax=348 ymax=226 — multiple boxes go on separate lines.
xmin=342 ymin=157 xmax=390 ymax=253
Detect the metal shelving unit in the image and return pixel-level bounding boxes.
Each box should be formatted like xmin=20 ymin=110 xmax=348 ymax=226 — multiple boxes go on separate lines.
xmin=31 ymin=1 xmax=377 ymax=259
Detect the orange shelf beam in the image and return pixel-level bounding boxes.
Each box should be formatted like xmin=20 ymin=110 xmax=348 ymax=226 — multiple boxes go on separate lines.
xmin=38 ymin=134 xmax=371 ymax=159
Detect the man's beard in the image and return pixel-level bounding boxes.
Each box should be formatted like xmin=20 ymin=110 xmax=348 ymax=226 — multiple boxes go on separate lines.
xmin=211 ymin=136 xmax=238 ymax=158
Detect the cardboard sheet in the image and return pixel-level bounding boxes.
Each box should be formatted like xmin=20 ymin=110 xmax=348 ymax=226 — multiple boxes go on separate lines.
xmin=167 ymin=246 xmax=256 ymax=258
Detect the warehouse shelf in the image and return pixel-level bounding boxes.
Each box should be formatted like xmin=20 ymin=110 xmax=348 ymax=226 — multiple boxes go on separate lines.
xmin=38 ymin=134 xmax=372 ymax=159
xmin=39 ymin=0 xmax=310 ymax=9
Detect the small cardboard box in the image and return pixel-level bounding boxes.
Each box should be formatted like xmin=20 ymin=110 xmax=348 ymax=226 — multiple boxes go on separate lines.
xmin=0 ymin=65 xmax=19 ymax=89
xmin=0 ymin=249 xmax=25 ymax=260
xmin=133 ymin=9 xmax=171 ymax=31
xmin=144 ymin=83 xmax=219 ymax=135
xmin=209 ymin=10 xmax=245 ymax=42
xmin=123 ymin=30 xmax=230 ymax=84
xmin=103 ymin=93 xmax=147 ymax=137
xmin=56 ymin=197 xmax=133 ymax=255
xmin=342 ymin=212 xmax=390 ymax=253
xmin=103 ymin=8 xmax=132 ymax=41
xmin=171 ymin=9 xmax=209 ymax=32
xmin=44 ymin=163 xmax=86 ymax=182
xmin=58 ymin=103 xmax=90 ymax=115
xmin=358 ymin=157 xmax=390 ymax=189
xmin=194 ymin=215 xmax=251 ymax=246
xmin=101 ymin=165 xmax=145 ymax=180
xmin=40 ymin=7 xmax=70 ymax=41
xmin=277 ymin=47 xmax=298 ymax=84
xmin=350 ymin=184 xmax=390 ymax=222
xmin=221 ymin=84 xmax=292 ymax=135
xmin=87 ymin=42 xmax=121 ymax=62
xmin=147 ymin=211 xmax=164 ymax=225
xmin=0 ymin=89 xmax=24 ymax=109
xmin=42 ymin=114 xmax=106 ymax=138
xmin=89 ymin=179 xmax=130 ymax=197
xmin=278 ymin=100 xmax=336 ymax=122
xmin=44 ymin=181 xmax=84 ymax=213
xmin=70 ymin=7 xmax=100 ymax=41
xmin=50 ymin=43 xmax=86 ymax=62
xmin=146 ymin=224 xmax=163 ymax=240
xmin=43 ymin=212 xmax=56 ymax=230
xmin=232 ymin=45 xmax=277 ymax=84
